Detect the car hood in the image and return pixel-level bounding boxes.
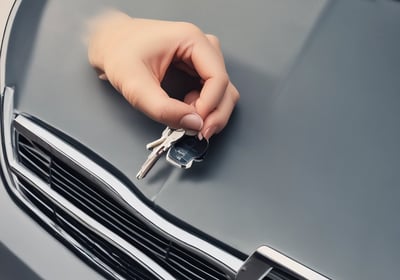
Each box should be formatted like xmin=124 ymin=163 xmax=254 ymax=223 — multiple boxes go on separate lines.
xmin=6 ymin=0 xmax=400 ymax=279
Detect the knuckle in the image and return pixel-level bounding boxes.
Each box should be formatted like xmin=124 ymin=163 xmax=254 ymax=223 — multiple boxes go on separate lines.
xmin=206 ymin=34 xmax=220 ymax=48
xmin=177 ymin=21 xmax=202 ymax=36
xmin=230 ymin=85 xmax=240 ymax=104
xmin=219 ymin=73 xmax=230 ymax=89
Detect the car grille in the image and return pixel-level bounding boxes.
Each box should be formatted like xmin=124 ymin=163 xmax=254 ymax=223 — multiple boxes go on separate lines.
xmin=13 ymin=126 xmax=232 ymax=280
xmin=16 ymin=176 xmax=154 ymax=280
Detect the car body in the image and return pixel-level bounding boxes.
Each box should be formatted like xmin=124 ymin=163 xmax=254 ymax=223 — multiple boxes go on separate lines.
xmin=1 ymin=0 xmax=400 ymax=279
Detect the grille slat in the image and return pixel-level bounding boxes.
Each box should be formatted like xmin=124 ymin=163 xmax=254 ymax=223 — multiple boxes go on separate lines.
xmin=56 ymin=208 xmax=154 ymax=280
xmin=169 ymin=248 xmax=227 ymax=280
xmin=15 ymin=130 xmax=231 ymax=280
xmin=16 ymin=174 xmax=155 ymax=280
xmin=17 ymin=139 xmax=51 ymax=182
xmin=51 ymin=161 xmax=171 ymax=258
xmin=17 ymin=177 xmax=54 ymax=218
xmin=51 ymin=159 xmax=170 ymax=247
xmin=51 ymin=176 xmax=169 ymax=260
xmin=18 ymin=135 xmax=51 ymax=163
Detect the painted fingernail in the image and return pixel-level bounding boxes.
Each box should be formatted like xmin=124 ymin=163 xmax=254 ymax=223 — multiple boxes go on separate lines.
xmin=179 ymin=113 xmax=203 ymax=131
xmin=203 ymin=126 xmax=217 ymax=140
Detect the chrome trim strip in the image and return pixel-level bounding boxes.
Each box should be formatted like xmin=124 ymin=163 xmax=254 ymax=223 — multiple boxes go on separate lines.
xmin=0 ymin=87 xmax=16 ymax=195
xmin=0 ymin=0 xmax=20 ymax=92
xmin=14 ymin=114 xmax=244 ymax=274
xmin=0 ymin=88 xmax=163 ymax=279
xmin=11 ymin=163 xmax=171 ymax=280
xmin=257 ymin=246 xmax=329 ymax=280
xmin=13 ymin=175 xmax=125 ymax=280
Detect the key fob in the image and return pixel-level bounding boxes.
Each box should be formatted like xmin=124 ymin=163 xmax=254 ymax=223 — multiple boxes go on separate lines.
xmin=166 ymin=135 xmax=209 ymax=169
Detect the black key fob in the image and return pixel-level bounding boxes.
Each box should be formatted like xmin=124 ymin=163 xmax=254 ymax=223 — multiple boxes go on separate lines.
xmin=166 ymin=135 xmax=209 ymax=169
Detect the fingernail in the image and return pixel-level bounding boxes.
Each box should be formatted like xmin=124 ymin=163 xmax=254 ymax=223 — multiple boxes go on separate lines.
xmin=179 ymin=113 xmax=203 ymax=131
xmin=203 ymin=126 xmax=217 ymax=140
xmin=185 ymin=129 xmax=198 ymax=136
xmin=198 ymin=132 xmax=203 ymax=140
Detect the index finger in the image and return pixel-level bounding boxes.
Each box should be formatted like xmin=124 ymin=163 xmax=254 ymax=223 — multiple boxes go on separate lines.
xmin=187 ymin=37 xmax=229 ymax=118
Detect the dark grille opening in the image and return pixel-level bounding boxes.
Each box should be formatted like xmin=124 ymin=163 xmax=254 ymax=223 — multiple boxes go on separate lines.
xmin=17 ymin=176 xmax=54 ymax=219
xmin=16 ymin=175 xmax=155 ymax=280
xmin=17 ymin=133 xmax=51 ymax=182
xmin=15 ymin=131 xmax=230 ymax=280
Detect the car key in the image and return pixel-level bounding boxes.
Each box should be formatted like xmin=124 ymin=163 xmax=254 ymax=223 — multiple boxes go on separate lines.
xmin=136 ymin=128 xmax=186 ymax=179
xmin=166 ymin=135 xmax=209 ymax=169
xmin=146 ymin=126 xmax=171 ymax=150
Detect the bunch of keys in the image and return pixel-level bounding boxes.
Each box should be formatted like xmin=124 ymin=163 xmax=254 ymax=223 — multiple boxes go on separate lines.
xmin=136 ymin=127 xmax=209 ymax=179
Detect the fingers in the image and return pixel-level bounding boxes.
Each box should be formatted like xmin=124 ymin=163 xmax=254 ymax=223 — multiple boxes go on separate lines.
xmin=88 ymin=14 xmax=239 ymax=137
xmin=186 ymin=35 xmax=229 ymax=119
xmin=193 ymin=34 xmax=240 ymax=139
xmin=201 ymin=82 xmax=239 ymax=139
xmin=112 ymin=64 xmax=203 ymax=131
xmin=183 ymin=85 xmax=239 ymax=140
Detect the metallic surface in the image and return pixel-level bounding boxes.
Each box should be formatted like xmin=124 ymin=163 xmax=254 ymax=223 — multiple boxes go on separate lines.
xmin=12 ymin=114 xmax=243 ymax=275
xmin=5 ymin=0 xmax=400 ymax=279
xmin=137 ymin=128 xmax=186 ymax=179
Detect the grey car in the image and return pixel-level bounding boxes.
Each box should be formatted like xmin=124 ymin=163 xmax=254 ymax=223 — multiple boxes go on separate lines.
xmin=1 ymin=0 xmax=400 ymax=279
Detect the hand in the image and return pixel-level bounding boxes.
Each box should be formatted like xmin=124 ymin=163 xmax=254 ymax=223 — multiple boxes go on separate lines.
xmin=87 ymin=11 xmax=239 ymax=139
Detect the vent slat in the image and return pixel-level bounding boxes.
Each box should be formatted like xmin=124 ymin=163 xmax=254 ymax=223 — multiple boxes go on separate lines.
xmin=16 ymin=176 xmax=153 ymax=279
xmin=18 ymin=142 xmax=51 ymax=166
xmin=170 ymin=245 xmax=228 ymax=278
xmin=52 ymin=160 xmax=165 ymax=239
xmin=56 ymin=206 xmax=154 ymax=280
xmin=169 ymin=250 xmax=226 ymax=280
xmin=17 ymin=177 xmax=54 ymax=217
xmin=15 ymin=130 xmax=231 ymax=280
xmin=51 ymin=161 xmax=170 ymax=254
xmin=51 ymin=176 xmax=168 ymax=259
xmin=18 ymin=148 xmax=50 ymax=181
xmin=18 ymin=135 xmax=51 ymax=163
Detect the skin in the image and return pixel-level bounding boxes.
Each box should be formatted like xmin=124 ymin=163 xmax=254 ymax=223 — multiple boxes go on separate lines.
xmin=87 ymin=11 xmax=239 ymax=139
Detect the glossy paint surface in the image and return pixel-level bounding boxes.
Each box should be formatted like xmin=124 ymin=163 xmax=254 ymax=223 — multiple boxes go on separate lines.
xmin=7 ymin=1 xmax=400 ymax=280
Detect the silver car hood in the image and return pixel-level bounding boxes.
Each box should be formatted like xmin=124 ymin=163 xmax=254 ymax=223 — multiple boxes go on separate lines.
xmin=5 ymin=0 xmax=400 ymax=279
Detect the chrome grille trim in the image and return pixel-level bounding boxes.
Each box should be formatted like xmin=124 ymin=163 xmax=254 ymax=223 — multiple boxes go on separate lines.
xmin=257 ymin=246 xmax=329 ymax=280
xmin=12 ymin=114 xmax=243 ymax=275
xmin=0 ymin=1 xmax=20 ymax=92
xmin=11 ymin=163 xmax=171 ymax=279
xmin=236 ymin=246 xmax=329 ymax=280
xmin=15 ymin=177 xmax=126 ymax=280
xmin=1 ymin=88 xmax=168 ymax=279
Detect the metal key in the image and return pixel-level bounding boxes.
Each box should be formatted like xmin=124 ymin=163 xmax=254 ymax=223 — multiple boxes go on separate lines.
xmin=136 ymin=128 xmax=186 ymax=179
xmin=145 ymin=127 xmax=172 ymax=150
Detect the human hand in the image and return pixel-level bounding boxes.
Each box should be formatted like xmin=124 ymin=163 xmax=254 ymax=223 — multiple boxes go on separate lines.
xmin=87 ymin=11 xmax=239 ymax=139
